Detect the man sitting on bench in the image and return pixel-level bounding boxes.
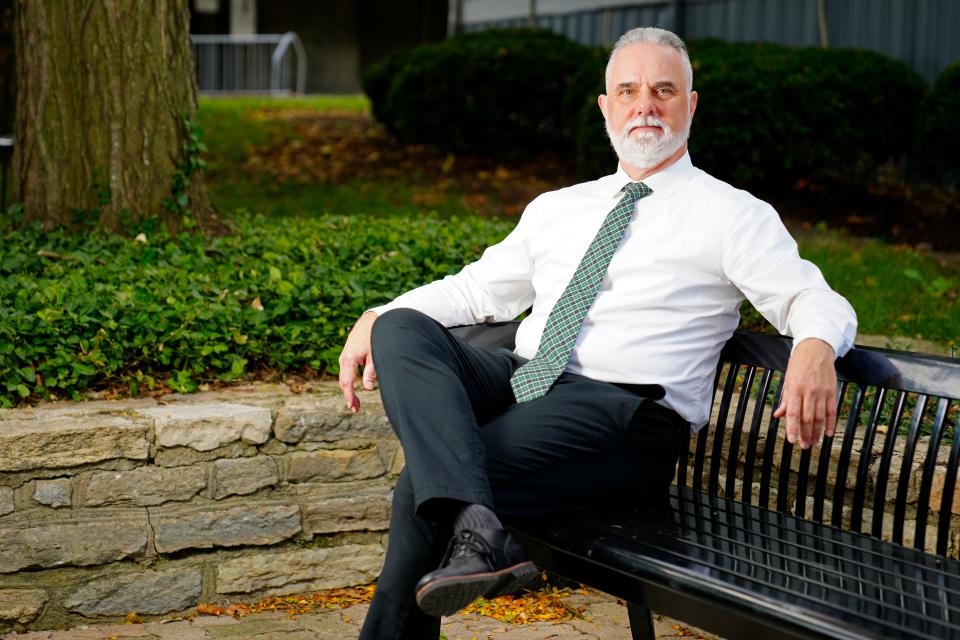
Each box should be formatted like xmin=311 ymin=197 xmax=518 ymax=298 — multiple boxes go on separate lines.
xmin=338 ymin=26 xmax=857 ymax=640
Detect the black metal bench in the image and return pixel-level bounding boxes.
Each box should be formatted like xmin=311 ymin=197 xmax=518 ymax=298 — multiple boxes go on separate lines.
xmin=451 ymin=324 xmax=960 ymax=640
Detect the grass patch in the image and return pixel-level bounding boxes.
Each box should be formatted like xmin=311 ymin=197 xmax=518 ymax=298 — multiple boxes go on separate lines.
xmin=196 ymin=95 xmax=572 ymax=220
xmin=197 ymin=94 xmax=369 ymax=169
xmin=209 ymin=177 xmax=468 ymax=219
xmin=197 ymin=94 xmax=475 ymax=218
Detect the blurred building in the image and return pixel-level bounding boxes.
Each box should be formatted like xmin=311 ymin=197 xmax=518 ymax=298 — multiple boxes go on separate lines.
xmin=456 ymin=0 xmax=959 ymax=83
xmin=189 ymin=0 xmax=448 ymax=94
xmin=189 ymin=0 xmax=958 ymax=93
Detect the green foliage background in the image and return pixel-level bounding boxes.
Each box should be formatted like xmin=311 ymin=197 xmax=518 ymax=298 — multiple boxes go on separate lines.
xmin=364 ymin=28 xmax=591 ymax=157
xmin=910 ymin=60 xmax=960 ymax=189
xmin=0 ymin=214 xmax=512 ymax=405
xmin=573 ymin=39 xmax=927 ymax=185
xmin=368 ymin=30 xmax=931 ymax=188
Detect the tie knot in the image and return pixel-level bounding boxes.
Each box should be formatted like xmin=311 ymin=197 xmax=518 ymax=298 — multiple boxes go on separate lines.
xmin=622 ymin=181 xmax=651 ymax=201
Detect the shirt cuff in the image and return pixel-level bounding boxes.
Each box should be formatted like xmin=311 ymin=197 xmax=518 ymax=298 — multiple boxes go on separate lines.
xmin=791 ymin=325 xmax=856 ymax=359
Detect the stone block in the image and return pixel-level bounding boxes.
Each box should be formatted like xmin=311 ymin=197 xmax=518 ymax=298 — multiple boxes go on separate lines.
xmin=216 ymin=543 xmax=383 ymax=597
xmin=0 ymin=415 xmax=149 ymax=472
xmin=294 ymin=481 xmax=392 ymax=536
xmin=0 ymin=588 xmax=46 ymax=625
xmin=787 ymin=433 xmax=862 ymax=489
xmin=0 ymin=510 xmax=149 ymax=573
xmin=273 ymin=394 xmax=389 ymax=444
xmin=153 ymin=442 xmax=257 ymax=468
xmin=64 ymin=567 xmax=201 ymax=616
xmin=0 ymin=487 xmax=13 ymax=516
xmin=287 ymin=449 xmax=387 ymax=483
xmin=213 ymin=456 xmax=278 ymax=499
xmin=139 ymin=402 xmax=271 ymax=452
xmin=84 ymin=465 xmax=206 ymax=507
xmin=151 ymin=499 xmax=301 ymax=553
xmin=376 ymin=439 xmax=404 ymax=477
xmin=929 ymin=465 xmax=960 ymax=515
xmin=33 ymin=478 xmax=72 ymax=508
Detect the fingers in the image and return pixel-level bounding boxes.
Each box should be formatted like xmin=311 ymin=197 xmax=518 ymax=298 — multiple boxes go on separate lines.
xmin=775 ymin=386 xmax=835 ymax=449
xmin=361 ymin=355 xmax=377 ymax=391
xmin=337 ymin=311 xmax=379 ymax=414
xmin=338 ymin=354 xmax=360 ymax=413
xmin=775 ymin=339 xmax=838 ymax=450
xmin=825 ymin=394 xmax=839 ymax=438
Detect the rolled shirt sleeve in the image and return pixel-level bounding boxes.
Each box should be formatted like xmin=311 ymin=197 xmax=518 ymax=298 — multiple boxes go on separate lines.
xmin=721 ymin=200 xmax=857 ymax=358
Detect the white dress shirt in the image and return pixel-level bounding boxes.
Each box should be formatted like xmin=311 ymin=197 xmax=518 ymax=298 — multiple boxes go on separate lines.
xmin=372 ymin=153 xmax=857 ymax=428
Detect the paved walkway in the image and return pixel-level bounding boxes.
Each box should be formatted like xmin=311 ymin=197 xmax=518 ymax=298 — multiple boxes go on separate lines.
xmin=4 ymin=590 xmax=716 ymax=640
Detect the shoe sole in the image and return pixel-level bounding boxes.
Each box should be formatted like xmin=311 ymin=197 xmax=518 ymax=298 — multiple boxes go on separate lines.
xmin=415 ymin=560 xmax=538 ymax=617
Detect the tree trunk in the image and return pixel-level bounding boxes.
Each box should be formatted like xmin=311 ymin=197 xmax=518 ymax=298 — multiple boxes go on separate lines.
xmin=13 ymin=0 xmax=212 ymax=232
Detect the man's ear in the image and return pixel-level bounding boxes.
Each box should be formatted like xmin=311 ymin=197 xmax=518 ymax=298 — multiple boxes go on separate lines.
xmin=597 ymin=94 xmax=608 ymax=120
xmin=689 ymin=90 xmax=698 ymax=120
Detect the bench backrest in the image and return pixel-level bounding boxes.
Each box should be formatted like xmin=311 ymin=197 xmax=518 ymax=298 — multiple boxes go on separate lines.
xmin=686 ymin=331 xmax=960 ymax=558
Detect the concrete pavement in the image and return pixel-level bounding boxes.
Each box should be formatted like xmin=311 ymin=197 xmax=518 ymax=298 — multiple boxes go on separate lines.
xmin=3 ymin=589 xmax=717 ymax=640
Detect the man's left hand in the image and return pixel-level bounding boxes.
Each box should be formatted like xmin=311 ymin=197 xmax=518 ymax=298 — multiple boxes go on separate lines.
xmin=773 ymin=338 xmax=838 ymax=449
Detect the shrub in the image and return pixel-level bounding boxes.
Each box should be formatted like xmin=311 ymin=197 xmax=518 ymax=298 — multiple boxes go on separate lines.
xmin=362 ymin=51 xmax=411 ymax=137
xmin=574 ymin=40 xmax=927 ymax=186
xmin=909 ymin=60 xmax=960 ymax=189
xmin=0 ymin=213 xmax=514 ymax=406
xmin=370 ymin=29 xmax=591 ymax=158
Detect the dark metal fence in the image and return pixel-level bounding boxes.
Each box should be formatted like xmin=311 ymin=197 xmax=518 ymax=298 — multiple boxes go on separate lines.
xmin=464 ymin=0 xmax=960 ymax=83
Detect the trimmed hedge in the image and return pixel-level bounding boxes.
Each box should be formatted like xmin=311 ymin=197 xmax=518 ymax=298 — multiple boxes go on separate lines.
xmin=576 ymin=39 xmax=928 ymax=185
xmin=366 ymin=28 xmax=591 ymax=157
xmin=362 ymin=50 xmax=411 ymax=137
xmin=0 ymin=214 xmax=514 ymax=406
xmin=367 ymin=32 xmax=927 ymax=187
xmin=910 ymin=60 xmax=960 ymax=189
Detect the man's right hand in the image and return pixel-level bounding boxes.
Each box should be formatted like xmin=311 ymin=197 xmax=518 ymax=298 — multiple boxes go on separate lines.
xmin=338 ymin=311 xmax=379 ymax=413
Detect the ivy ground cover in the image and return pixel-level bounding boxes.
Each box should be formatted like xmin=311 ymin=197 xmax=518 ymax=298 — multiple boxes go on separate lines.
xmin=0 ymin=214 xmax=512 ymax=405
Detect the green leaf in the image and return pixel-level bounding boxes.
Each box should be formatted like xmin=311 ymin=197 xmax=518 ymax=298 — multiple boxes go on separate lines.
xmin=72 ymin=362 xmax=96 ymax=376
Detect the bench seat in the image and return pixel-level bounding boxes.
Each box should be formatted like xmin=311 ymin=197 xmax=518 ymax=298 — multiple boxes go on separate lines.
xmin=512 ymin=484 xmax=960 ymax=639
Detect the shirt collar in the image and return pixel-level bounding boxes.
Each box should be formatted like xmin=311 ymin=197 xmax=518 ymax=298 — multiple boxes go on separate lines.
xmin=597 ymin=152 xmax=695 ymax=200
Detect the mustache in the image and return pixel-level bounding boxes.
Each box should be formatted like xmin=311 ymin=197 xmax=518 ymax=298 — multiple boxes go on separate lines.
xmin=623 ymin=117 xmax=668 ymax=134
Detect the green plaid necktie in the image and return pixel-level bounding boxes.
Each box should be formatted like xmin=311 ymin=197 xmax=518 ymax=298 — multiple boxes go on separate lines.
xmin=510 ymin=181 xmax=652 ymax=402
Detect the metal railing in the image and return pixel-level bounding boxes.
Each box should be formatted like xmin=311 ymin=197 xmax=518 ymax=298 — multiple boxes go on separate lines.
xmin=190 ymin=32 xmax=307 ymax=95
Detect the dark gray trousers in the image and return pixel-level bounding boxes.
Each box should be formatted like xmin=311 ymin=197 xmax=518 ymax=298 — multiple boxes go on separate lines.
xmin=358 ymin=308 xmax=685 ymax=640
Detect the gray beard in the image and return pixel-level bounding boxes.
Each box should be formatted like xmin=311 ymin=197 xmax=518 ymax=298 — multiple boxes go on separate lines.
xmin=605 ymin=117 xmax=691 ymax=169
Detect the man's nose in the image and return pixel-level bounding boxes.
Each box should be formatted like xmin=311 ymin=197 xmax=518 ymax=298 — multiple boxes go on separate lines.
xmin=633 ymin=88 xmax=656 ymax=115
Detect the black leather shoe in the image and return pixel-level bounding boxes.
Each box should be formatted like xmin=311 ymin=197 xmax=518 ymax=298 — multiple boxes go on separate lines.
xmin=415 ymin=527 xmax=538 ymax=617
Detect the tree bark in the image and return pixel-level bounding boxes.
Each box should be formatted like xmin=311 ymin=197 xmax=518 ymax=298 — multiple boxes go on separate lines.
xmin=13 ymin=0 xmax=212 ymax=232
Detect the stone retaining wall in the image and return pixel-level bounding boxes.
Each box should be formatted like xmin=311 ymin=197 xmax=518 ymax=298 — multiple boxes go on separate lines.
xmin=0 ymin=383 xmax=397 ymax=634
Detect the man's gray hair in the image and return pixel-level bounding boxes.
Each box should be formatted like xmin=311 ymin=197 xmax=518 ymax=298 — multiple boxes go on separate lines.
xmin=606 ymin=27 xmax=694 ymax=91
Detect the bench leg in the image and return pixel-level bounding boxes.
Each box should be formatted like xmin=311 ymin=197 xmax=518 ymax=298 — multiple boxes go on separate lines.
xmin=627 ymin=601 xmax=656 ymax=640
